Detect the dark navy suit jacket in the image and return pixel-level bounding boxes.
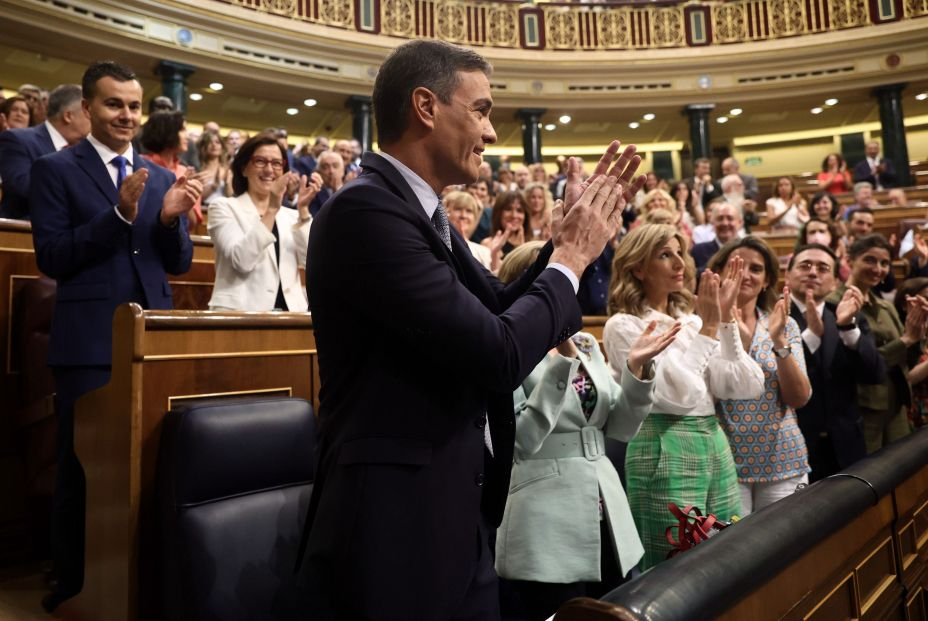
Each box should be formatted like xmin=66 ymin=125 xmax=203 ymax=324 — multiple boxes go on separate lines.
xmin=298 ymin=152 xmax=581 ymax=618
xmin=691 ymin=238 xmax=721 ymax=271
xmin=30 ymin=138 xmax=192 ymax=367
xmin=0 ymin=124 xmax=56 ymax=220
xmin=791 ymin=303 xmax=885 ymax=472
xmin=852 ymin=157 xmax=897 ymax=189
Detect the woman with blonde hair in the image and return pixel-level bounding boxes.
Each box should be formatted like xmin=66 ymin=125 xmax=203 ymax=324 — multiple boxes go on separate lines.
xmin=197 ymin=130 xmax=233 ymax=207
xmin=443 ymin=190 xmax=492 ymax=270
xmin=523 ymin=182 xmax=553 ymax=241
xmin=638 ymin=188 xmax=692 ymax=243
xmin=603 ymin=223 xmax=764 ymax=569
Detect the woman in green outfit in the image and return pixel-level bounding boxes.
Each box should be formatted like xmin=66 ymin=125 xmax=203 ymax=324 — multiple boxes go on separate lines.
xmin=829 ymin=233 xmax=926 ymax=452
xmin=603 ymin=224 xmax=765 ymax=569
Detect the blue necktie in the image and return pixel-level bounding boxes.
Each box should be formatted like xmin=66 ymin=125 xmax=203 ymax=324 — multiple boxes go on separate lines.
xmin=432 ymin=200 xmax=452 ymax=252
xmin=112 ymin=155 xmax=127 ymax=190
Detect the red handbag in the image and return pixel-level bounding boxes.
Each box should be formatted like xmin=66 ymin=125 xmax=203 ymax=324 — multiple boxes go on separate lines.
xmin=665 ymin=503 xmax=734 ymax=558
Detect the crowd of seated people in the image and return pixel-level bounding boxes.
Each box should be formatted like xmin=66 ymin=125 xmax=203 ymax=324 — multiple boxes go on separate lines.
xmin=4 ymin=72 xmax=928 ymax=621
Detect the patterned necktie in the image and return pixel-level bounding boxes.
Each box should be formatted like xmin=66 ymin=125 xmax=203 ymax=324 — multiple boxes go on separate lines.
xmin=432 ymin=200 xmax=452 ymax=252
xmin=112 ymin=155 xmax=127 ymax=190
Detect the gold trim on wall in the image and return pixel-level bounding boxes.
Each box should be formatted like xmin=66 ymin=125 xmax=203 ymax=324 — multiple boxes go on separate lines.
xmin=143 ymin=349 xmax=316 ymax=361
xmin=166 ymin=385 xmax=293 ymax=411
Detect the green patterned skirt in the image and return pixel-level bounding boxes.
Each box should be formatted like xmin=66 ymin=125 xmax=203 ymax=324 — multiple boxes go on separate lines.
xmin=625 ymin=413 xmax=741 ymax=570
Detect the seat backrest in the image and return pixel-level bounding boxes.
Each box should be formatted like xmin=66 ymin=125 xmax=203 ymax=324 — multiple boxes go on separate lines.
xmin=157 ymin=397 xmax=315 ymax=621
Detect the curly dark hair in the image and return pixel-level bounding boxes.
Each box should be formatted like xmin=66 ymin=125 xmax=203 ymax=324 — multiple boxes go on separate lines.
xmin=140 ymin=110 xmax=185 ymax=154
xmin=809 ymin=191 xmax=840 ymax=220
xmin=821 ymin=152 xmax=845 ymax=173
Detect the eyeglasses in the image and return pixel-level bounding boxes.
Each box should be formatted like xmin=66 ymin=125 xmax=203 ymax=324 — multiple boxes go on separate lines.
xmin=250 ymin=157 xmax=285 ymax=171
xmin=794 ymin=261 xmax=833 ymax=275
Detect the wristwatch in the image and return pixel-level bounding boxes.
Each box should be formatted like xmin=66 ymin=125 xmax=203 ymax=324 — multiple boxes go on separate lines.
xmin=836 ymin=317 xmax=857 ymax=331
xmin=773 ymin=345 xmax=790 ymax=359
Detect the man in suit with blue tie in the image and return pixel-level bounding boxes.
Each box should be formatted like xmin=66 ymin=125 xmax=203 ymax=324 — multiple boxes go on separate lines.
xmin=0 ymin=83 xmax=89 ymax=220
xmin=29 ymin=61 xmax=202 ymax=612
xmin=296 ymin=40 xmax=645 ymax=620
xmin=784 ymin=244 xmax=886 ymax=482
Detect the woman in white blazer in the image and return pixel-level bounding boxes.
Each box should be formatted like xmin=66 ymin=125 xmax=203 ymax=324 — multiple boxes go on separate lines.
xmin=208 ymin=131 xmax=321 ymax=311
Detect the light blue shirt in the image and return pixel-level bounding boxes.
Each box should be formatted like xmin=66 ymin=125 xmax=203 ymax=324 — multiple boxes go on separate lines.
xmin=377 ymin=151 xmax=579 ymax=292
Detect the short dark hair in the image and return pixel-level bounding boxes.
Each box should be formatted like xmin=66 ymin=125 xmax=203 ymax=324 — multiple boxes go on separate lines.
xmin=0 ymin=96 xmax=32 ymax=125
xmin=148 ymin=95 xmax=175 ymax=115
xmin=707 ymin=236 xmax=780 ymax=311
xmin=694 ymin=157 xmax=711 ymax=167
xmin=230 ymin=131 xmax=289 ymax=196
xmin=821 ymin=152 xmax=845 ymax=172
xmin=788 ymin=243 xmax=839 ymax=275
xmin=140 ymin=110 xmax=185 ymax=154
xmin=46 ymin=84 xmax=83 ymax=120
xmin=894 ymin=277 xmax=928 ymax=321
xmin=82 ymin=61 xmax=137 ymax=100
xmin=372 ymin=40 xmax=491 ymax=146
xmin=848 ymin=233 xmax=892 ymax=260
xmin=489 ymin=191 xmax=530 ymax=239
xmin=850 ymin=206 xmax=874 ymax=220
xmin=809 ymin=191 xmax=839 ymax=220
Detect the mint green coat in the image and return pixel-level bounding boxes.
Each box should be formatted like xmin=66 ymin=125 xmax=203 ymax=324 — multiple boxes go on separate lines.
xmin=494 ymin=334 xmax=654 ymax=582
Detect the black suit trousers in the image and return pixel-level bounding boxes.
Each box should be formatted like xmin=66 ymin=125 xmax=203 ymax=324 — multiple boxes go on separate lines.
xmin=50 ymin=365 xmax=111 ymax=595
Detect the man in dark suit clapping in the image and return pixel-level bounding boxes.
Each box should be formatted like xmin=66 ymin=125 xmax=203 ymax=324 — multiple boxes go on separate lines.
xmin=785 ymin=244 xmax=886 ymax=481
xmin=295 ymin=40 xmax=645 ymax=620
xmin=30 ymin=61 xmax=202 ymax=612
xmin=0 ymin=83 xmax=89 ymax=219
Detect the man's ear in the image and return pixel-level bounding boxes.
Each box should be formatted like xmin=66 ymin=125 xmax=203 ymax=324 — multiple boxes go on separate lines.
xmin=411 ymin=87 xmax=437 ymax=131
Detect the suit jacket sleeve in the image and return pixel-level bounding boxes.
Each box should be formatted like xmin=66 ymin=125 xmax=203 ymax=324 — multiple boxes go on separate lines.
xmin=322 ymin=185 xmax=581 ymax=393
xmin=0 ymin=131 xmax=32 ymax=202
xmin=207 ymin=196 xmax=275 ymax=274
xmin=152 ymin=208 xmax=194 ymax=276
xmin=30 ymin=155 xmax=132 ymax=279
xmin=854 ymin=315 xmax=887 ymax=385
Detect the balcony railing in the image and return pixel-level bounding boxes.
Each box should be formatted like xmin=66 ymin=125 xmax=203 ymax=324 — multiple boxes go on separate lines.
xmin=219 ymin=0 xmax=927 ymax=50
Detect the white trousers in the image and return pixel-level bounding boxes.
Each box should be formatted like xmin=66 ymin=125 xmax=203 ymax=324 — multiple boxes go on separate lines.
xmin=739 ymin=473 xmax=808 ymax=515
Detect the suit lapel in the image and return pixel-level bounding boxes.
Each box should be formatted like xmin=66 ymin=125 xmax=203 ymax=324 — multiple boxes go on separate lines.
xmin=35 ymin=124 xmax=55 ymax=154
xmin=361 ymin=152 xmax=462 ymax=275
xmin=821 ymin=305 xmax=839 ymax=373
xmin=74 ymin=139 xmax=119 ymax=206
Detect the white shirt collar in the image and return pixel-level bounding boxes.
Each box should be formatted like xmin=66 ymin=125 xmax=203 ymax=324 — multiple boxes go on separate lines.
xmin=44 ymin=120 xmax=69 ymax=152
xmin=790 ymin=294 xmax=824 ymax=316
xmin=87 ymin=134 xmax=134 ymax=169
xmin=377 ymin=151 xmax=441 ymax=219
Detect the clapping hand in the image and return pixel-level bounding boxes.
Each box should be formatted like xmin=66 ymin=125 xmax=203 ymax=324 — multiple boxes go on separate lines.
xmin=805 ymin=288 xmax=825 ymax=337
xmin=296 ymin=172 xmax=323 ymax=220
xmin=902 ymin=296 xmax=928 ymax=346
xmin=834 ymin=285 xmax=864 ymax=327
xmin=117 ymin=168 xmax=149 ymax=222
xmin=563 ymin=141 xmax=644 ymax=214
xmin=768 ymin=286 xmax=792 ymax=349
xmin=268 ymin=173 xmax=292 ymax=211
xmin=161 ymin=174 xmax=203 ymax=227
xmin=718 ymin=256 xmax=744 ymax=322
xmin=627 ymin=320 xmax=680 ymax=379
xmin=694 ymin=269 xmax=721 ymax=331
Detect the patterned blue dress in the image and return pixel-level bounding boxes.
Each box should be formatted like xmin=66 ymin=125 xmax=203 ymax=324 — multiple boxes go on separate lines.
xmin=717 ymin=311 xmax=811 ymax=482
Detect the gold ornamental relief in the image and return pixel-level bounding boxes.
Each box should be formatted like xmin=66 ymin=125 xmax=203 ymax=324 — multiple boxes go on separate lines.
xmin=382 ymin=0 xmax=415 ymax=35
xmin=546 ymin=10 xmax=579 ymax=49
xmin=486 ymin=6 xmax=518 ymax=47
xmin=318 ymin=0 xmax=353 ymax=26
xmin=435 ymin=2 xmax=468 ymax=42
xmin=769 ymin=0 xmax=806 ymax=34
xmin=829 ymin=0 xmax=869 ymax=26
xmin=260 ymin=0 xmax=296 ymax=16
xmin=904 ymin=0 xmax=928 ymax=17
xmin=713 ymin=3 xmax=747 ymax=42
xmin=598 ymin=10 xmax=631 ymax=48
xmin=651 ymin=8 xmax=684 ymax=46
